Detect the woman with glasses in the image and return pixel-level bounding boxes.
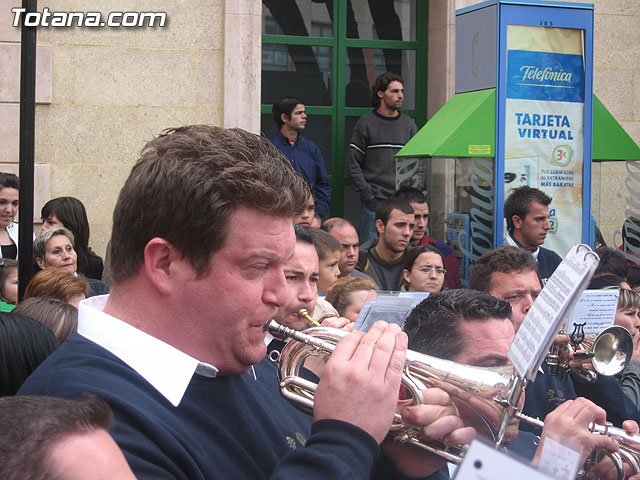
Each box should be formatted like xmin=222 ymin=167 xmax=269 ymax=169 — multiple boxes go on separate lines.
xmin=402 ymin=245 xmax=447 ymax=294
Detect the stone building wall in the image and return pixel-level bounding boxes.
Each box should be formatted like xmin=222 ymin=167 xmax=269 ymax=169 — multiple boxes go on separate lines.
xmin=0 ymin=0 xmax=260 ymax=258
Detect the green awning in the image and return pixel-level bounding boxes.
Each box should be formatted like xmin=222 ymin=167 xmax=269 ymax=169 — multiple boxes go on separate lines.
xmin=396 ymin=88 xmax=496 ymax=158
xmin=397 ymin=89 xmax=640 ymax=161
xmin=593 ymin=95 xmax=640 ymax=161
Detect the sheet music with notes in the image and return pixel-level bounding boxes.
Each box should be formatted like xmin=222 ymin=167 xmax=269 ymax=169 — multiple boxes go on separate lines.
xmin=508 ymin=245 xmax=599 ymax=381
xmin=565 ymin=289 xmax=619 ymax=335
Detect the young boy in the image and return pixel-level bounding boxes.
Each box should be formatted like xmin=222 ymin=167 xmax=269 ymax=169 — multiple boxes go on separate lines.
xmin=309 ymin=228 xmax=341 ymax=295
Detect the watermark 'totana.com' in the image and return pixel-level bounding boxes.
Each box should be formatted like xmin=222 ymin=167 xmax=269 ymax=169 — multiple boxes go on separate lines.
xmin=11 ymin=7 xmax=167 ymax=28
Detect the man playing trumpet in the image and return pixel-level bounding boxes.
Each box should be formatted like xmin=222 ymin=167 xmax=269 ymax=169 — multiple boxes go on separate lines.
xmin=404 ymin=289 xmax=636 ymax=478
xmin=19 ymin=125 xmax=474 ymax=479
xmin=469 ymin=245 xmax=640 ymax=429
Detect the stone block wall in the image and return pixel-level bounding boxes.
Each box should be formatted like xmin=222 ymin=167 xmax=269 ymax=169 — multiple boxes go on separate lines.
xmin=0 ymin=0 xmax=261 ymax=259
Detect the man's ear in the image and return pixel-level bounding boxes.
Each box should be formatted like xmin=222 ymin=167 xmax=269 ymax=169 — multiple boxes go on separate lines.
xmin=143 ymin=238 xmax=188 ymax=295
xmin=377 ymin=90 xmax=384 ymax=99
xmin=375 ymin=219 xmax=385 ymax=236
xmin=512 ymin=215 xmax=524 ymax=230
xmin=280 ymin=113 xmax=290 ymax=125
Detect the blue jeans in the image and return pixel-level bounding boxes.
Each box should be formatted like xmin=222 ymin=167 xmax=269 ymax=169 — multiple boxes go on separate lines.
xmin=358 ymin=197 xmax=379 ymax=244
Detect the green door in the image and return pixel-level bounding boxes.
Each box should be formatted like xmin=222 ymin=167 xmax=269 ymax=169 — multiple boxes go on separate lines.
xmin=261 ymin=0 xmax=428 ymax=224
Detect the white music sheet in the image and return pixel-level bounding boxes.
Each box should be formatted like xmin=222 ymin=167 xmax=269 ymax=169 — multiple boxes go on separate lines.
xmin=509 ymin=245 xmax=599 ymax=380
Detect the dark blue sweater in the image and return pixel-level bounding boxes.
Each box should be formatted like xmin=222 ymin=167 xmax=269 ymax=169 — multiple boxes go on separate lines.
xmin=19 ymin=333 xmax=446 ymax=480
xmin=536 ymin=246 xmax=563 ymax=283
xmin=268 ymin=132 xmax=332 ymax=217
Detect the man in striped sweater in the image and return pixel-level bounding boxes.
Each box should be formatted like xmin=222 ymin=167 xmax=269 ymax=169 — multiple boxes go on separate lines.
xmin=347 ymin=72 xmax=417 ymax=243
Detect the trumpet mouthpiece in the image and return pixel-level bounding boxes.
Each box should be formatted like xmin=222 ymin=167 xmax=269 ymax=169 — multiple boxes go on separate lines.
xmin=297 ymin=308 xmax=321 ymax=327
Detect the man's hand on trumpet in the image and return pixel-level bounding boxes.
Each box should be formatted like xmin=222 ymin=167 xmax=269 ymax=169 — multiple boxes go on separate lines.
xmin=586 ymin=419 xmax=640 ymax=480
xmin=381 ymin=388 xmax=476 ymax=478
xmin=314 ymin=320 xmax=475 ymax=477
xmin=531 ymin=397 xmax=619 ymax=470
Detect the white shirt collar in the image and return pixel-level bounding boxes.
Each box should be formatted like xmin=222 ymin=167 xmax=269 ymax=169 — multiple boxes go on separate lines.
xmin=77 ymin=295 xmax=218 ymax=407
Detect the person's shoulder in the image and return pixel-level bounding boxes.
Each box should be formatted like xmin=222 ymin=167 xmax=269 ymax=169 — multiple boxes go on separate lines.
xmin=267 ymin=132 xmax=286 ymax=146
xmin=539 ymin=246 xmax=563 ymax=262
xmin=18 ymin=334 xmax=137 ymax=397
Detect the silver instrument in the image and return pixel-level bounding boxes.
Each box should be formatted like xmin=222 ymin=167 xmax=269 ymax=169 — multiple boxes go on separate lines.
xmin=267 ymin=321 xmax=638 ymax=479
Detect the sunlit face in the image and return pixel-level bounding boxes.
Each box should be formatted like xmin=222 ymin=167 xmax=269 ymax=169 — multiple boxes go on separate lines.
xmin=403 ymin=252 xmax=445 ymax=294
xmin=512 ymin=201 xmax=551 ymax=249
xmin=274 ymin=242 xmax=319 ymax=331
xmin=330 ymin=224 xmax=359 ymax=277
xmin=378 ymin=80 xmax=404 ymax=112
xmin=410 ymin=202 xmax=429 ymax=244
xmin=0 ymin=187 xmax=19 ymax=228
xmin=293 ymin=195 xmax=315 ymax=228
xmin=488 ymin=269 xmax=541 ymax=331
xmin=38 ymin=235 xmax=78 ymax=273
xmin=1 ymin=267 xmax=18 ymax=304
xmin=342 ymin=289 xmax=377 ymax=323
xmin=42 ymin=213 xmax=64 ymax=230
xmin=48 ymin=430 xmax=136 ymax=480
xmin=377 ymin=209 xmax=414 ymax=254
xmin=318 ymin=250 xmax=340 ymax=292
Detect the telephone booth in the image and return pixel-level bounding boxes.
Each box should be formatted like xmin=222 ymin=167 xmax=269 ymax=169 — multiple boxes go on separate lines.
xmin=397 ymin=0 xmax=640 ymax=285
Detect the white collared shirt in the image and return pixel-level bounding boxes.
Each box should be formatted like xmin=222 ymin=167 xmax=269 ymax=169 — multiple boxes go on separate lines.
xmin=78 ymin=295 xmax=218 ymax=407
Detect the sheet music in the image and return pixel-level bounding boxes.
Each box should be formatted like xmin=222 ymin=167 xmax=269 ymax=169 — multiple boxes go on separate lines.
xmin=509 ymin=245 xmax=599 ymax=380
xmin=565 ymin=289 xmax=619 ymax=335
xmin=354 ymin=292 xmax=430 ymax=332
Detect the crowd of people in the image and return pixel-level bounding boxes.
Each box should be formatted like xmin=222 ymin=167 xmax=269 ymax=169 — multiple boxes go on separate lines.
xmin=2 ymin=73 xmax=640 ymax=479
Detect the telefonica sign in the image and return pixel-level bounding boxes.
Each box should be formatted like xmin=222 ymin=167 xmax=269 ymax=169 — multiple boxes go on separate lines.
xmin=519 ymin=66 xmax=573 ymax=84
xmin=507 ymin=50 xmax=584 ymax=103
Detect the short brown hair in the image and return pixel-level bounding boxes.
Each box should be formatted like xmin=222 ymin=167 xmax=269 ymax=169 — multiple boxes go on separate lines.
xmin=504 ymin=186 xmax=552 ymax=231
xmin=24 ymin=268 xmax=90 ymax=304
xmin=371 ymin=72 xmax=403 ymax=109
xmin=0 ymin=394 xmax=112 ymax=480
xmin=469 ymin=245 xmax=539 ymax=293
xmin=14 ymin=297 xmax=78 ymax=343
xmin=110 ymin=125 xmax=310 ymax=284
xmin=309 ymin=227 xmax=341 ymax=260
xmin=325 ymin=276 xmax=377 ymax=317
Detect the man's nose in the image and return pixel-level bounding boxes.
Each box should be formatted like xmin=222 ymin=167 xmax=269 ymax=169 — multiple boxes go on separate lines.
xmin=523 ymin=295 xmax=535 ymax=313
xmin=264 ymin=269 xmax=288 ymax=308
xmin=299 ymin=280 xmax=315 ymax=303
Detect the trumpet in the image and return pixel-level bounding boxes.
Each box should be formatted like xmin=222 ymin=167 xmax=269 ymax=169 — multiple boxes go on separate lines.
xmin=267 ymin=320 xmax=520 ymax=463
xmin=516 ymin=411 xmax=639 ymax=479
xmin=267 ymin=321 xmax=640 ymax=479
xmin=546 ymin=326 xmax=633 ymax=383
